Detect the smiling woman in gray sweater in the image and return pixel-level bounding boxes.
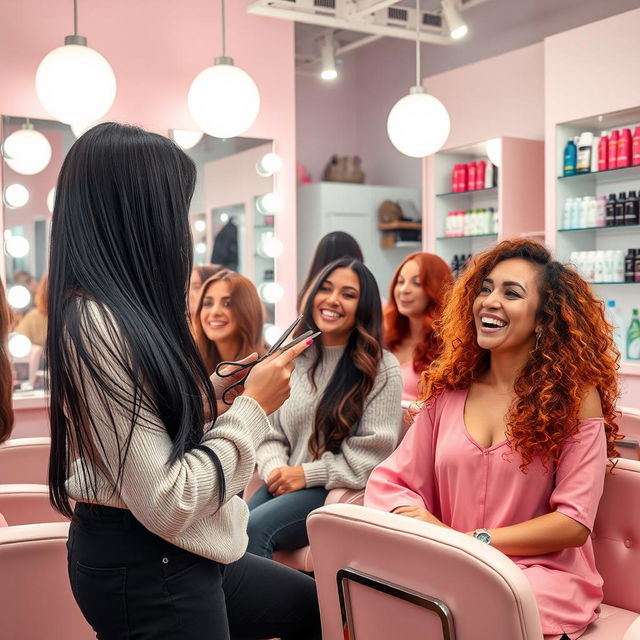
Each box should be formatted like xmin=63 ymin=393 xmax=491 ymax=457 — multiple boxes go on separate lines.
xmin=248 ymin=257 xmax=403 ymax=559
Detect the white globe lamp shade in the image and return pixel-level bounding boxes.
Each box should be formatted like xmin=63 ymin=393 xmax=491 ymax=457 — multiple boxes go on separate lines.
xmin=36 ymin=42 xmax=116 ymax=125
xmin=260 ymin=233 xmax=284 ymax=259
xmin=2 ymin=127 xmax=52 ymax=175
xmin=3 ymin=184 xmax=30 ymax=209
xmin=256 ymin=192 xmax=282 ymax=215
xmin=71 ymin=120 xmax=100 ymax=139
xmin=9 ymin=333 xmax=32 ymax=358
xmin=485 ymin=138 xmax=502 ymax=167
xmin=5 ymin=236 xmax=30 ymax=258
xmin=387 ymin=88 xmax=451 ymax=158
xmin=7 ymin=285 xmax=31 ymax=310
xmin=264 ymin=323 xmax=284 ymax=346
xmin=195 ymin=242 xmax=207 ymax=255
xmin=171 ymin=129 xmax=204 ymax=150
xmin=255 ymin=152 xmax=283 ymax=177
xmin=47 ymin=187 xmax=56 ymax=213
xmin=259 ymin=282 xmax=283 ymax=304
xmin=194 ymin=219 xmax=206 ymax=233
xmin=188 ymin=60 xmax=260 ymax=139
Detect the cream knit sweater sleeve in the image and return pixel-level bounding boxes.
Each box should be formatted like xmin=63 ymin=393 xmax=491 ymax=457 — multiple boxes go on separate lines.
xmin=68 ymin=301 xmax=270 ymax=543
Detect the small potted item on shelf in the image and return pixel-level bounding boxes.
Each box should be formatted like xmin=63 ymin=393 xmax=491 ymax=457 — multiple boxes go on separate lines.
xmin=377 ymin=200 xmax=421 ymax=248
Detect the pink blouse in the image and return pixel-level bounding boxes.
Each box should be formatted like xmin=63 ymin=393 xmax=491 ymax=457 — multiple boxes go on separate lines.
xmin=365 ymin=388 xmax=607 ymax=639
xmin=400 ymin=360 xmax=421 ymax=401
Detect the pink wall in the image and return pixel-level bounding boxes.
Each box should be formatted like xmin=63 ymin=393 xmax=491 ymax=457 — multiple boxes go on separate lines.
xmin=0 ymin=0 xmax=298 ymax=321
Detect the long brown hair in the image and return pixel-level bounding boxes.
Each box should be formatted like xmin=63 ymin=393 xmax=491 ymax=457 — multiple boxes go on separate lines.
xmin=192 ymin=271 xmax=265 ymax=373
xmin=424 ymin=239 xmax=620 ymax=469
xmin=297 ymin=258 xmax=383 ymax=458
xmin=0 ymin=281 xmax=15 ymax=443
xmin=384 ymin=252 xmax=452 ymax=373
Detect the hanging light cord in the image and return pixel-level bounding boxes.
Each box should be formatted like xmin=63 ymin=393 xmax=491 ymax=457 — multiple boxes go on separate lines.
xmin=74 ymin=0 xmax=78 ymax=36
xmin=221 ymin=0 xmax=226 ymax=58
xmin=415 ymin=0 xmax=420 ymax=87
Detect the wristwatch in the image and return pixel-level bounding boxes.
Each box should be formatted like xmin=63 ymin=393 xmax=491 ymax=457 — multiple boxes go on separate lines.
xmin=473 ymin=528 xmax=492 ymax=544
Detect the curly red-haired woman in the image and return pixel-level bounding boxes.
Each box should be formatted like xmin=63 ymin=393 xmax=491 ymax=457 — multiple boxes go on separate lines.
xmin=384 ymin=252 xmax=452 ymax=400
xmin=366 ymin=239 xmax=621 ymax=640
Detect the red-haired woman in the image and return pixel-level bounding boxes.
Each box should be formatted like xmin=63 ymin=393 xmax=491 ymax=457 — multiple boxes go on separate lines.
xmin=366 ymin=239 xmax=621 ymax=640
xmin=191 ymin=270 xmax=266 ymax=374
xmin=384 ymin=252 xmax=452 ymax=400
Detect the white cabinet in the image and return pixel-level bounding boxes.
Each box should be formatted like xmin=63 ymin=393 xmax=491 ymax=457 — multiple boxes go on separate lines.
xmin=297 ymin=182 xmax=421 ymax=295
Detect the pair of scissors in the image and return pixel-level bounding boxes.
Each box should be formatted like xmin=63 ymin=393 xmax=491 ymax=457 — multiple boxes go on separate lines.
xmin=215 ymin=315 xmax=320 ymax=405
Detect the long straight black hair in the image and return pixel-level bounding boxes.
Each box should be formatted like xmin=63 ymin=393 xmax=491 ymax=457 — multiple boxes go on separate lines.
xmin=47 ymin=123 xmax=221 ymax=517
xmin=297 ymin=258 xmax=383 ymax=458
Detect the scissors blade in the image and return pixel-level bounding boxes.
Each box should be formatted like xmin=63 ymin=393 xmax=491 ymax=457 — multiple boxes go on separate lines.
xmin=267 ymin=315 xmax=304 ymax=355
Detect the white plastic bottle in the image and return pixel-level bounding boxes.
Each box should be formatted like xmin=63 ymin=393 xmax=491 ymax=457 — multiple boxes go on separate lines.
xmin=563 ymin=198 xmax=573 ymax=229
xmin=606 ymin=300 xmax=625 ymax=356
xmin=596 ymin=195 xmax=607 ymax=227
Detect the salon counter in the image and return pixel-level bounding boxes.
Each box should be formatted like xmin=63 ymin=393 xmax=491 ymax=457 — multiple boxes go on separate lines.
xmin=12 ymin=391 xmax=49 ymax=438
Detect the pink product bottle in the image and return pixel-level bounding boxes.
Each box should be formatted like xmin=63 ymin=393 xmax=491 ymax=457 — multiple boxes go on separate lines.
xmin=618 ymin=128 xmax=632 ymax=168
xmin=598 ymin=133 xmax=609 ymax=171
xmin=451 ymin=165 xmax=459 ymax=192
xmin=468 ymin=162 xmax=477 ymax=191
xmin=632 ymin=127 xmax=640 ymax=167
xmin=476 ymin=160 xmax=486 ymax=190
xmin=459 ymin=164 xmax=468 ymax=192
xmin=608 ymin=130 xmax=619 ymax=169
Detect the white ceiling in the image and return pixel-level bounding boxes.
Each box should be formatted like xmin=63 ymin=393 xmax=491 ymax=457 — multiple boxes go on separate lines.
xmin=294 ymin=0 xmax=640 ymax=76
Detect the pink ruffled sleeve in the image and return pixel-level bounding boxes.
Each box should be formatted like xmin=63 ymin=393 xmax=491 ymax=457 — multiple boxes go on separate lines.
xmin=549 ymin=417 xmax=607 ymax=531
xmin=0 ymin=511 xmax=7 ymax=527
xmin=365 ymin=401 xmax=438 ymax=514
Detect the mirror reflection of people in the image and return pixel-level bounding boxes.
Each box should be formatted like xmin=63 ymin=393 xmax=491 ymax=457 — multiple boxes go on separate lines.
xmin=188 ymin=264 xmax=224 ymax=318
xmin=297 ymin=231 xmax=364 ymax=312
xmin=47 ymin=123 xmax=321 ymax=639
xmin=365 ymin=239 xmax=621 ymax=640
xmin=192 ymin=270 xmax=267 ymax=374
xmin=384 ymin=253 xmax=452 ymax=401
xmin=248 ymin=257 xmax=403 ymax=559
xmin=14 ymin=275 xmax=48 ymax=347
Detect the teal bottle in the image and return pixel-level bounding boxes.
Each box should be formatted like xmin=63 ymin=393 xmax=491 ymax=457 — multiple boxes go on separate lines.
xmin=563 ymin=138 xmax=577 ymax=176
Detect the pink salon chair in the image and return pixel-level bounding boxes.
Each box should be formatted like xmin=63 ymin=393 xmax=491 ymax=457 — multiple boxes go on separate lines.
xmin=307 ymin=458 xmax=640 ymax=640
xmin=0 ymin=483 xmax=68 ymax=525
xmin=616 ymin=406 xmax=640 ymax=461
xmin=0 ymin=436 xmax=50 ymax=484
xmin=0 ymin=521 xmax=94 ymax=640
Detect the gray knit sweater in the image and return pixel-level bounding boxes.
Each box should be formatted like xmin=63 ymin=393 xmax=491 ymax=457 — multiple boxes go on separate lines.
xmin=256 ymin=344 xmax=403 ymax=489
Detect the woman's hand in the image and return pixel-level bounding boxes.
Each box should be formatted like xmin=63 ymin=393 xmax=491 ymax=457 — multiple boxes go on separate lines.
xmin=210 ymin=353 xmax=259 ymax=415
xmin=243 ymin=337 xmax=313 ymax=415
xmin=267 ymin=466 xmax=306 ymax=496
xmin=393 ymin=505 xmax=449 ymax=528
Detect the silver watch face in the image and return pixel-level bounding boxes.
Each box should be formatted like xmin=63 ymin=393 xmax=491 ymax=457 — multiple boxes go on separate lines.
xmin=475 ymin=530 xmax=491 ymax=544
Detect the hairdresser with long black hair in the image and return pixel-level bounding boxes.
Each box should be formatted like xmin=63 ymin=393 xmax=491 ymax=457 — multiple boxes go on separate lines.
xmin=47 ymin=123 xmax=321 ymax=640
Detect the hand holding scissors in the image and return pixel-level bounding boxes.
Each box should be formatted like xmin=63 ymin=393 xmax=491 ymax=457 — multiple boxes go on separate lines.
xmin=214 ymin=315 xmax=320 ymax=407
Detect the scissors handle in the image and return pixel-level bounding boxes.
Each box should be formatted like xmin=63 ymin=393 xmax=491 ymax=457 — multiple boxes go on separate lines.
xmin=221 ymin=373 xmax=250 ymax=406
xmin=215 ymin=359 xmax=254 ymax=378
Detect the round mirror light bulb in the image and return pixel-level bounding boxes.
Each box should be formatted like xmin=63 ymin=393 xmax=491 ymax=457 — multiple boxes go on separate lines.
xmin=264 ymin=323 xmax=284 ymax=346
xmin=9 ymin=333 xmax=32 ymax=358
xmin=7 ymin=285 xmax=31 ymax=310
xmin=188 ymin=62 xmax=260 ymax=139
xmin=387 ymin=89 xmax=451 ymax=158
xmin=195 ymin=242 xmax=207 ymax=255
xmin=5 ymin=236 xmax=30 ymax=259
xmin=2 ymin=128 xmax=52 ymax=175
xmin=256 ymin=152 xmax=283 ymax=177
xmin=171 ymin=129 xmax=204 ymax=150
xmin=194 ymin=219 xmax=206 ymax=233
xmin=259 ymin=282 xmax=283 ymax=304
xmin=36 ymin=44 xmax=116 ymax=125
xmin=3 ymin=184 xmax=30 ymax=209
xmin=256 ymin=192 xmax=282 ymax=215
xmin=260 ymin=233 xmax=284 ymax=258
xmin=220 ymin=213 xmax=230 ymax=223
xmin=47 ymin=187 xmax=56 ymax=214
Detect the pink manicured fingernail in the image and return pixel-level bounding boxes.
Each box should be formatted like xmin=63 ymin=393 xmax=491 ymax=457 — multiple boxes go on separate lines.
xmin=306 ymin=338 xmax=314 ymax=345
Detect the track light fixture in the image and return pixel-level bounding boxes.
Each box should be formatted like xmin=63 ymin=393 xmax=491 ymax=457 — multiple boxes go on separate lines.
xmin=319 ymin=33 xmax=338 ymax=81
xmin=441 ymin=0 xmax=468 ymax=40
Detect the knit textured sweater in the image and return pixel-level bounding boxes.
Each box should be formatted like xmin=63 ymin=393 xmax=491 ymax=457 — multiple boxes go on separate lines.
xmin=66 ymin=300 xmax=270 ymax=563
xmin=256 ymin=344 xmax=403 ymax=489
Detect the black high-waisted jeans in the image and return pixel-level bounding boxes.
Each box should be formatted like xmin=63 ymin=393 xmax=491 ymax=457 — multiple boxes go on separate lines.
xmin=67 ymin=503 xmax=322 ymax=640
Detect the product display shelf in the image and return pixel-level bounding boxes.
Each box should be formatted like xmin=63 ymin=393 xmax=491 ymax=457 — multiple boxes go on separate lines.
xmin=554 ymin=106 xmax=640 ymax=374
xmin=424 ymin=136 xmax=544 ymax=269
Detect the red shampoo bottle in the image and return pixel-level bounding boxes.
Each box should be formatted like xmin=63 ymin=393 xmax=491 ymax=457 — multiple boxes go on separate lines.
xmin=608 ymin=130 xmax=619 ymax=169
xmin=632 ymin=127 xmax=640 ymax=166
xmin=618 ymin=128 xmax=632 ymax=168
xmin=598 ymin=133 xmax=609 ymax=171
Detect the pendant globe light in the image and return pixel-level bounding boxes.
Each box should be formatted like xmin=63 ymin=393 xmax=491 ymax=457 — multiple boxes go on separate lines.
xmin=188 ymin=0 xmax=260 ymax=139
xmin=1 ymin=121 xmax=52 ymax=175
xmin=35 ymin=0 xmax=116 ymax=127
xmin=387 ymin=0 xmax=450 ymax=158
